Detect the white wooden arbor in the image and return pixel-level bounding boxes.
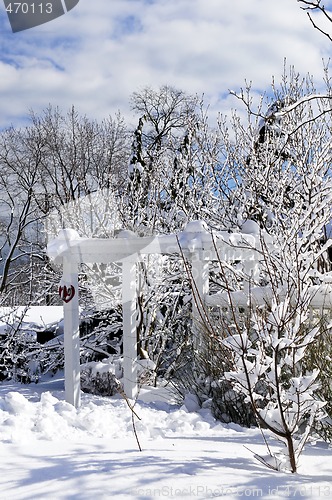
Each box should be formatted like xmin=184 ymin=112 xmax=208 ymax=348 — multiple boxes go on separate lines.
xmin=47 ymin=221 xmax=260 ymax=408
xmin=47 ymin=220 xmax=332 ymax=408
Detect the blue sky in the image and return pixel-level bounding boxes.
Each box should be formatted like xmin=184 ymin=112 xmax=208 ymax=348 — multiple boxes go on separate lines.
xmin=0 ymin=0 xmax=331 ymax=129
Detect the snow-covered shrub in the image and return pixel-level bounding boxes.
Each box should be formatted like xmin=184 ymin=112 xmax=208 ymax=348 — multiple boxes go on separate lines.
xmin=0 ymin=326 xmax=63 ymax=383
xmin=211 ymin=382 xmax=253 ymax=425
xmin=166 ymin=314 xmax=256 ymax=425
xmin=79 ymin=307 xmax=123 ymax=363
xmin=0 ymin=308 xmax=41 ymax=382
xmin=80 ymin=359 xmax=122 ymax=396
xmin=80 ymin=356 xmax=158 ymax=397
xmin=220 ymin=299 xmax=326 ymax=473
xmin=136 ymin=356 xmax=157 ymax=385
xmin=138 ymin=259 xmax=193 ymax=384
xmin=199 ymin=210 xmax=331 ymax=473
xmin=303 ymin=318 xmax=332 ymax=442
xmin=186 ymin=70 xmax=332 ymax=472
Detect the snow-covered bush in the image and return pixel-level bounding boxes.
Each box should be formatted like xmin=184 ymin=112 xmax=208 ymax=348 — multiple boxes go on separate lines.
xmin=134 ymin=256 xmax=193 ymax=384
xmin=79 ymin=307 xmax=123 ymax=363
xmin=0 ymin=308 xmax=41 ymax=382
xmin=303 ymin=319 xmax=332 ymax=442
xmin=0 ymin=326 xmax=64 ymax=383
xmin=182 ymin=68 xmax=332 ymax=471
xmin=220 ymin=300 xmax=326 ymax=473
xmin=80 ymin=360 xmax=122 ymax=396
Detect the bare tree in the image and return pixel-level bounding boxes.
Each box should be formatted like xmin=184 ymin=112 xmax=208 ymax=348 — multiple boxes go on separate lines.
xmin=30 ymin=106 xmax=130 ymax=208
xmin=131 ymin=85 xmax=197 ymax=153
xmin=0 ymin=106 xmax=130 ymax=305
xmin=0 ymin=125 xmax=45 ymax=303
xmin=298 ymin=0 xmax=332 ymax=41
xmin=127 ymin=85 xmax=230 ymax=234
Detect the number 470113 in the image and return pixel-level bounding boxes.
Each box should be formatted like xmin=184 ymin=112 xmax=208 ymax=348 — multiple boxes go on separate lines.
xmin=5 ymin=3 xmax=53 ymax=14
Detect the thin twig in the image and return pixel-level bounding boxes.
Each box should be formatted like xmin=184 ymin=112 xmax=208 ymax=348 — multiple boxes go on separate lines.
xmin=117 ymin=385 xmax=142 ymax=452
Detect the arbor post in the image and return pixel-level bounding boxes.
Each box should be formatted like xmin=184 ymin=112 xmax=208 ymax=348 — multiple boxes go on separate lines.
xmin=191 ymin=252 xmax=209 ymax=348
xmin=62 ymin=257 xmax=81 ymax=408
xmin=122 ymin=260 xmax=138 ymax=399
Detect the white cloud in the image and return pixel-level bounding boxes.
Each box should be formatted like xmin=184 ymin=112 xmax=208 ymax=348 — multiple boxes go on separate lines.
xmin=0 ymin=0 xmax=330 ymax=129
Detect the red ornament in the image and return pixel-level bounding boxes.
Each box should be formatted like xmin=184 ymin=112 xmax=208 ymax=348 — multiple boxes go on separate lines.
xmin=59 ymin=285 xmax=76 ymax=303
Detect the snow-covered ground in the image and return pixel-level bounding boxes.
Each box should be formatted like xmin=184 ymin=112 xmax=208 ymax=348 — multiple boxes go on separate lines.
xmin=0 ymin=372 xmax=331 ymax=500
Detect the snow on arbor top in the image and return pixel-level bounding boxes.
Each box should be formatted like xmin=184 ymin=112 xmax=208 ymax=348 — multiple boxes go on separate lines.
xmin=241 ymin=219 xmax=260 ymax=235
xmin=47 ymin=221 xmax=261 ymax=265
